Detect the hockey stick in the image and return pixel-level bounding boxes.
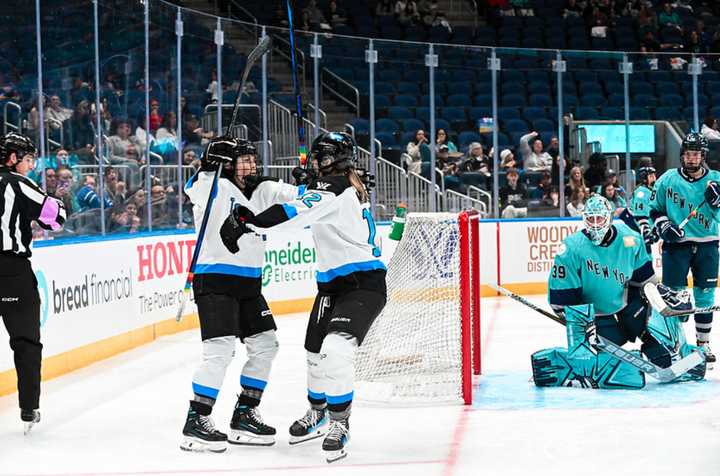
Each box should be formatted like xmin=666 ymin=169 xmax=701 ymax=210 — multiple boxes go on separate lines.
xmin=489 ymin=283 xmax=705 ymax=382
xmin=678 ymin=199 xmax=707 ymax=230
xmin=286 ymin=0 xmax=307 ymax=165
xmin=644 ymin=282 xmax=720 ymax=317
xmin=175 ymin=36 xmax=272 ymax=322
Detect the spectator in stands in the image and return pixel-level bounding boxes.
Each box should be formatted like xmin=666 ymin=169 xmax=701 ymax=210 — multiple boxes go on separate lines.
xmin=181 ymin=148 xmax=202 ymax=170
xmin=44 ymin=95 xmax=73 ymax=131
xmin=24 ymin=95 xmax=44 ymax=141
xmin=55 ymin=165 xmax=80 ymax=215
xmin=326 ymin=1 xmax=347 ymax=26
xmin=546 ymin=136 xmax=560 ymax=161
xmin=687 ymin=30 xmax=708 ymax=53
xmin=564 ymin=0 xmax=583 ymax=18
xmin=180 ymin=95 xmax=193 ymax=122
xmin=520 ymin=131 xmax=552 ymax=171
xmin=303 ymin=0 xmax=328 ymax=26
xmin=566 ymin=185 xmax=587 ymax=217
xmin=498 ymin=149 xmax=519 ymax=173
xmin=398 ymin=1 xmax=422 ymax=27
xmin=622 ymin=0 xmax=645 ymax=20
xmin=298 ymin=10 xmax=314 ymax=32
xmin=418 ymin=0 xmax=446 ymax=25
xmin=460 ymin=143 xmax=491 ymax=178
xmin=695 ymin=19 xmax=710 ymax=50
xmin=156 ymin=110 xmax=178 ymax=141
xmin=659 ymin=3 xmax=683 ymax=30
xmin=499 ymin=167 xmax=529 ymax=218
xmin=584 ymin=152 xmax=607 ymax=192
xmin=90 ymin=102 xmax=112 ymax=136
xmin=551 ymin=154 xmax=568 ymax=193
xmin=532 ymin=171 xmax=553 ymax=200
xmin=182 ymin=114 xmax=213 ymax=147
xmin=671 ymin=0 xmax=693 ymax=15
xmin=122 ymin=201 xmax=142 ymax=233
xmin=701 ymin=115 xmax=720 ymax=140
xmin=603 ymin=169 xmax=626 ymax=200
xmin=41 ymin=167 xmax=58 ymax=197
xmin=599 ymin=180 xmax=626 ymax=215
xmin=106 ymin=118 xmax=142 ymax=184
xmin=62 ymin=100 xmax=95 ymax=163
xmin=395 ymin=0 xmax=417 ymax=17
xmin=435 ymin=128 xmax=457 ymax=154
xmin=639 ymin=30 xmax=661 ymax=58
xmin=539 ymin=185 xmax=561 ymax=211
xmin=103 ymin=165 xmax=126 ymax=206
xmin=77 ymin=174 xmax=113 ymax=212
xmin=565 ymin=166 xmax=588 ymax=198
xmin=150 ymin=184 xmax=170 ymax=228
xmin=586 ymin=5 xmax=610 ymax=33
xmin=636 ymin=2 xmax=658 ymax=27
xmin=149 ymin=100 xmax=163 ymax=134
xmin=269 ymin=5 xmax=290 ymax=28
xmin=166 ymin=189 xmax=194 ymax=229
xmin=437 ymin=145 xmax=461 ymax=191
xmin=406 ymin=129 xmax=430 ymax=174
xmin=375 ymin=0 xmax=395 ymax=19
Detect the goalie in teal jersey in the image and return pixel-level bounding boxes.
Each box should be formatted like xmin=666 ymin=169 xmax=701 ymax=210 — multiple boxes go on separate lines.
xmin=535 ymin=196 xmax=703 ymax=389
xmin=650 ymin=132 xmax=719 ymax=366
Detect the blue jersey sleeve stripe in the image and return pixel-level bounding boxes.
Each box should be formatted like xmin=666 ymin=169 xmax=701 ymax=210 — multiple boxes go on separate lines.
xmin=192 ymin=382 xmax=220 ymax=400
xmin=308 ymin=389 xmax=326 ymax=400
xmin=195 ymin=263 xmax=262 ymax=278
xmin=316 ymin=260 xmax=388 ymax=282
xmin=240 ymin=375 xmax=268 ymax=391
xmin=282 ymin=203 xmax=299 ymax=219
xmin=549 ymin=288 xmax=583 ymax=307
xmin=297 ymin=185 xmax=307 ymax=196
xmin=326 ymin=391 xmax=354 ymax=405
xmin=631 ymin=260 xmax=655 ymax=284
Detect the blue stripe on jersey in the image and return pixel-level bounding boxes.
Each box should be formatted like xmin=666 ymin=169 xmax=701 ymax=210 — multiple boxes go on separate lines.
xmin=631 ymin=260 xmax=654 ymax=284
xmin=282 ymin=203 xmax=299 ymax=219
xmin=316 ymin=260 xmax=388 ymax=283
xmin=240 ymin=375 xmax=268 ymax=391
xmin=308 ymin=389 xmax=326 ymax=400
xmin=195 ymin=263 xmax=262 ymax=278
xmin=549 ymin=287 xmax=583 ymax=307
xmin=327 ymin=391 xmax=354 ymax=405
xmin=297 ymin=185 xmax=307 ymax=196
xmin=192 ymin=382 xmax=219 ymax=400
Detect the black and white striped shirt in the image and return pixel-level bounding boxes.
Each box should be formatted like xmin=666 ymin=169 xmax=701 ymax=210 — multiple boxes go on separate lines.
xmin=0 ymin=166 xmax=66 ymax=257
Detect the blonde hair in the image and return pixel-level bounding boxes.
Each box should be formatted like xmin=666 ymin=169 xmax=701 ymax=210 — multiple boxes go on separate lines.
xmin=346 ymin=168 xmax=368 ymax=202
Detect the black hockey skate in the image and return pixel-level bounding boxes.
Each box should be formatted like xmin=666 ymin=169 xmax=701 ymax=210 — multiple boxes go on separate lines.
xmin=229 ymin=404 xmax=276 ymax=446
xmin=322 ymin=419 xmax=350 ymax=463
xmin=698 ymin=341 xmax=716 ymax=369
xmin=289 ymin=408 xmax=328 ymax=445
xmin=21 ymin=409 xmax=40 ymax=435
xmin=180 ymin=410 xmax=228 ymax=453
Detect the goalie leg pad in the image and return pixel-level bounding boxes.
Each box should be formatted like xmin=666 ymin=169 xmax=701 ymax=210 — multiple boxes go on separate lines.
xmin=531 ymin=348 xmax=576 ymax=387
xmin=640 ymin=333 xmax=672 ymax=368
xmin=565 ymin=304 xmax=598 ymax=361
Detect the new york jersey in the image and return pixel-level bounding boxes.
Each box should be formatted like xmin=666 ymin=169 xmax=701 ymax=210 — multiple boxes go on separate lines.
xmin=548 ymin=222 xmax=654 ymax=316
xmin=650 ymin=167 xmax=720 ymax=244
xmin=629 ymin=184 xmax=653 ymax=226
xmin=185 ymin=172 xmax=298 ymax=282
xmin=245 ymin=175 xmax=387 ymax=295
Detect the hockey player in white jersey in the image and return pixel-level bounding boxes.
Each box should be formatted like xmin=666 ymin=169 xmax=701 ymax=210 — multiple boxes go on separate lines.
xmin=220 ymin=132 xmax=387 ymax=463
xmin=180 ymin=137 xmax=300 ymax=453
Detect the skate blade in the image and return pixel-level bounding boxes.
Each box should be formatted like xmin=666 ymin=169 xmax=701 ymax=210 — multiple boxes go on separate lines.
xmin=325 ymin=448 xmax=347 ymax=464
xmin=180 ymin=437 xmax=227 ymax=453
xmin=708 ymin=362 xmax=715 ymax=371
xmin=228 ymin=430 xmax=275 ymax=446
xmin=23 ymin=421 xmax=36 ymax=435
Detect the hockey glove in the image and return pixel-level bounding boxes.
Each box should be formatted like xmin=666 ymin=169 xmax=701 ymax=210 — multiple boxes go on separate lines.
xmin=657 ymin=220 xmax=684 ymax=243
xmin=202 ymin=136 xmax=237 ymax=167
xmin=219 ymin=209 xmax=251 ymax=254
xmin=655 ymin=282 xmax=694 ymax=313
xmin=292 ymin=166 xmax=313 ymax=185
xmin=639 ymin=222 xmax=659 ymax=246
xmin=704 ymin=181 xmax=720 ymax=208
xmin=357 ymin=168 xmax=376 ymax=191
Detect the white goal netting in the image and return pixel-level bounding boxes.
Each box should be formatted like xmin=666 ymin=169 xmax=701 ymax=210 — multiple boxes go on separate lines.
xmin=355 ymin=212 xmax=479 ymax=404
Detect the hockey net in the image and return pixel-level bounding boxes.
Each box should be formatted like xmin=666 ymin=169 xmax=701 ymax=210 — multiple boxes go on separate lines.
xmin=355 ymin=211 xmax=481 ymax=405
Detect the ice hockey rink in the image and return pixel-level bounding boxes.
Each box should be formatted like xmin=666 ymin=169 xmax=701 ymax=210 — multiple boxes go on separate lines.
xmin=2 ymin=293 xmax=720 ymax=476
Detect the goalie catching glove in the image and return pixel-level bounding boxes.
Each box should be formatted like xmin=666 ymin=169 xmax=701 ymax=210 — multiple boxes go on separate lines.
xmin=657 ymin=220 xmax=684 ymax=242
xmin=704 ymin=180 xmax=720 ymax=208
xmin=219 ymin=207 xmax=253 ymax=254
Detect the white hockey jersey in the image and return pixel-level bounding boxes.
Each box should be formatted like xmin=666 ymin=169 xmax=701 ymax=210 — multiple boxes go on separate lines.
xmin=245 ymin=175 xmax=387 ymax=294
xmin=184 ymin=171 xmax=299 ymax=281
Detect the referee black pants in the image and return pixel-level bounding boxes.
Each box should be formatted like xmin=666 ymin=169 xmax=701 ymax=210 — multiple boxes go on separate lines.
xmin=0 ymin=253 xmax=42 ymax=410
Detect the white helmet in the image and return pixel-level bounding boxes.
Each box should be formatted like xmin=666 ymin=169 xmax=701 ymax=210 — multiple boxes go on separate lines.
xmin=583 ymin=195 xmax=614 ymax=245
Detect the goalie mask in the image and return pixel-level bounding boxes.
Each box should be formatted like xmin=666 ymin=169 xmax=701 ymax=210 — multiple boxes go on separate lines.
xmin=306 ymin=132 xmax=357 ymax=177
xmin=680 ymin=132 xmax=708 ymax=174
xmin=637 ymin=166 xmax=656 ymax=187
xmin=583 ymin=195 xmax=614 ymax=245
xmin=0 ymin=132 xmax=37 ymax=170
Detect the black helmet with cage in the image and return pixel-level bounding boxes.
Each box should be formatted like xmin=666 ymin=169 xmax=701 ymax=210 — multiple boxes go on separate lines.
xmin=0 ymin=132 xmax=37 ymax=168
xmin=679 ymin=132 xmax=708 ymax=173
xmin=637 ymin=166 xmax=656 ymax=184
xmin=221 ymin=138 xmax=260 ymax=181
xmin=305 ymin=132 xmax=357 ymax=177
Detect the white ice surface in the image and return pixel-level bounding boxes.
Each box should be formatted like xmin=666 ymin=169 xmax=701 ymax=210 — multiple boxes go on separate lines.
xmin=1 ymin=295 xmax=719 ymax=476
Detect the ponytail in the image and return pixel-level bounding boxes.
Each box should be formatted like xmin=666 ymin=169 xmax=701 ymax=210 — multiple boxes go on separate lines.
xmin=345 ymin=167 xmax=368 ymax=202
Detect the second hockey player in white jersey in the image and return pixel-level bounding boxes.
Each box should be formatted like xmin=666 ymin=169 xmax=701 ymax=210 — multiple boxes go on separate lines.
xmin=180 ymin=137 xmax=300 ymax=453
xmin=220 ymin=132 xmax=387 ymax=463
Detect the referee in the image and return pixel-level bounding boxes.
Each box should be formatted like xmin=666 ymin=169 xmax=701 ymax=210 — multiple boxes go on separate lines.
xmin=0 ymin=132 xmax=66 ymax=434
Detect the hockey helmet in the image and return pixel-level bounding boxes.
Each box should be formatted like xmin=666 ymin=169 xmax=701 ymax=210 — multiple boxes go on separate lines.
xmin=679 ymin=132 xmax=708 ymax=173
xmin=0 ymin=132 xmax=37 ymax=168
xmin=637 ymin=166 xmax=656 ymax=185
xmin=222 ymin=139 xmax=260 ymax=181
xmin=583 ymin=195 xmax=614 ymax=245
xmin=306 ymin=132 xmax=357 ymax=176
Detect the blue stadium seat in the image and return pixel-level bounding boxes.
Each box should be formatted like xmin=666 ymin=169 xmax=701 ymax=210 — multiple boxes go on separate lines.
xmin=631 ymin=82 xmax=654 ymax=95
xmin=682 ymin=82 xmax=704 ymax=96
xmin=502 ymin=82 xmax=526 ymax=95
xmin=711 ymin=94 xmax=720 ymax=106
xmin=458 ymin=131 xmax=483 ymax=148
xmin=422 ymin=82 xmax=447 ymax=95
xmin=498 ymin=107 xmax=521 ymax=121
xmin=575 ymin=107 xmax=600 ymax=120
xmin=376 ymin=118 xmax=399 ymax=133
xmin=502 ymin=94 xmax=528 ymax=107
xmin=575 ymin=70 xmax=599 ymax=83
xmin=601 ymin=107 xmax=624 ymax=120
xmin=659 ymin=94 xmax=684 ymax=107
xmin=435 ymin=118 xmax=453 ymax=133
xmin=533 ymin=118 xmax=557 ymax=134
xmin=503 ymin=70 xmax=526 ymax=83
xmin=528 ymin=83 xmax=552 ymax=95
xmin=397 ymin=82 xmax=421 ymax=95
xmin=592 ymin=37 xmax=613 ymax=51
xmin=389 ymin=106 xmax=413 ymax=122
xmin=475 ymin=94 xmax=493 ymax=107
xmin=604 ymin=82 xmax=625 ymax=96
xmin=523 ymin=107 xmax=548 ymax=121
xmin=562 ymin=95 xmax=580 ymax=108
xmin=377 ymin=132 xmax=401 ymax=164
xmin=403 ymin=119 xmax=425 ymax=132
xmin=403 ymin=70 xmax=425 ymax=83
xmin=435 ymin=70 xmax=453 ymax=83
xmin=375 ymin=82 xmax=397 ymax=95
xmin=616 ymin=38 xmax=638 ymax=50
xmin=581 ymin=83 xmax=604 ymax=96
xmin=447 ymin=94 xmax=473 ymax=108
xmin=529 ymin=94 xmax=553 ymax=107
xmin=515 ymin=59 xmax=539 ymax=70
xmin=684 ymin=107 xmax=706 ymax=121
xmin=581 ymin=94 xmax=606 ymax=107
xmin=568 ymin=38 xmax=591 ymax=50
xmin=346 ymin=118 xmax=370 ymax=135
xmin=647 ymin=70 xmax=672 ymax=83
xmin=634 ymin=94 xmax=658 ymax=108
xmin=453 ymin=70 xmax=478 ymax=83
xmin=449 ymin=82 xmax=473 ymax=95
xmin=485 ymin=132 xmax=510 ymax=147
xmin=504 ymin=119 xmax=529 ymax=135
xmin=395 ymin=94 xmax=419 ymax=108
xmin=687 ymin=94 xmax=710 ymax=107
xmin=442 ymin=107 xmax=468 ymax=129
xmin=416 ymin=107 xmax=432 ymax=122
xmin=630 ymin=107 xmax=652 ymax=120
xmin=656 ymin=82 xmax=680 ymax=96
xmin=522 ymin=37 xmax=545 ymax=49
xmin=421 ymin=95 xmax=444 ymax=107
xmin=545 ymin=37 xmax=568 ymax=49
xmin=351 ymin=81 xmax=370 ymax=95
xmin=404 ymin=26 xmax=427 ymax=39
xmin=379 ymin=70 xmax=402 ymax=82
xmin=527 ymin=71 xmax=551 ymax=83
xmin=469 ymin=107 xmax=493 ymax=123
xmin=332 ymin=68 xmax=355 ymax=82
xmin=598 ymin=70 xmax=621 ymax=84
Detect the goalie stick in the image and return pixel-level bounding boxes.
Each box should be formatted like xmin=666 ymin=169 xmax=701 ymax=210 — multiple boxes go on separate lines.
xmin=644 ymin=282 xmax=720 ymax=317
xmin=175 ymin=36 xmax=272 ymax=322
xmin=489 ymin=283 xmax=705 ymax=382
